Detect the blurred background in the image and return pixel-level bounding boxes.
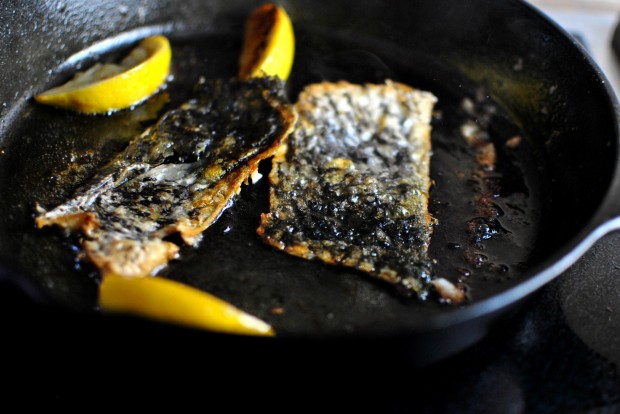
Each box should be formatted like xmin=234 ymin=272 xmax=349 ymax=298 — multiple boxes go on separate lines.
xmin=529 ymin=0 xmax=619 ymax=9
xmin=527 ymin=0 xmax=620 ymax=97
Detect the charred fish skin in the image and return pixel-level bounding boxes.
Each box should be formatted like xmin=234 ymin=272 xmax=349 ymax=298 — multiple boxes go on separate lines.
xmin=258 ymin=80 xmax=463 ymax=303
xmin=37 ymin=77 xmax=296 ymax=278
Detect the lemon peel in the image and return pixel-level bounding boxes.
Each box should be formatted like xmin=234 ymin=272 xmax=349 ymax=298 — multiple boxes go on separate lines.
xmin=99 ymin=274 xmax=275 ymax=337
xmin=35 ymin=35 xmax=171 ymax=114
xmin=239 ymin=3 xmax=295 ymax=81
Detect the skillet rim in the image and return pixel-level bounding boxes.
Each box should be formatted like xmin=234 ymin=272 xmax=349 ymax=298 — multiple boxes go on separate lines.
xmin=0 ymin=0 xmax=619 ymax=340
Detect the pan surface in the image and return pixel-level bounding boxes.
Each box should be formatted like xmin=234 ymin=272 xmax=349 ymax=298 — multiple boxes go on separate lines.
xmin=1 ymin=0 xmax=619 ymax=361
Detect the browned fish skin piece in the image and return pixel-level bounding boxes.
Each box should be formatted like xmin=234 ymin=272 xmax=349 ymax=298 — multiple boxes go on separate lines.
xmin=258 ymin=80 xmax=463 ymax=302
xmin=36 ymin=77 xmax=296 ymax=278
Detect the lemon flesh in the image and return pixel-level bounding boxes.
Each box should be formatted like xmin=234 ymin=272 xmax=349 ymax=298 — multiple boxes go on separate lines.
xmin=35 ymin=35 xmax=171 ymax=114
xmin=99 ymin=275 xmax=275 ymax=337
xmin=239 ymin=3 xmax=295 ymax=81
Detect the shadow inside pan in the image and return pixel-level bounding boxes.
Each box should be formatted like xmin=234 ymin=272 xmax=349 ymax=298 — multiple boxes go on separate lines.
xmin=0 ymin=26 xmax=547 ymax=337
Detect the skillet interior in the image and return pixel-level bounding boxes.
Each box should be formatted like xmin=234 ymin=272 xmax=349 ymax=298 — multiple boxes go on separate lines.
xmin=0 ymin=0 xmax=617 ymax=340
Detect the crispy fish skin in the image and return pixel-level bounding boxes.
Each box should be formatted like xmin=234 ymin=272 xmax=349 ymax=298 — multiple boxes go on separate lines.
xmin=37 ymin=77 xmax=296 ymax=278
xmin=257 ymin=80 xmax=464 ymax=303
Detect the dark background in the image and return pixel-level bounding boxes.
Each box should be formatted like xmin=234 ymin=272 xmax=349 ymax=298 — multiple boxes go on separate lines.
xmin=2 ymin=233 xmax=620 ymax=410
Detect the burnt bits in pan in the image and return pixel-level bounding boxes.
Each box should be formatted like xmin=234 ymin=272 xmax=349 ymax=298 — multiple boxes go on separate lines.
xmin=0 ymin=28 xmax=543 ymax=333
xmin=428 ymin=86 xmax=541 ymax=301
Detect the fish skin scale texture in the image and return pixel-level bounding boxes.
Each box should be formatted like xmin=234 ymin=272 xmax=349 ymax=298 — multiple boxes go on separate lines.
xmin=37 ymin=77 xmax=296 ymax=278
xmin=258 ymin=80 xmax=463 ymax=303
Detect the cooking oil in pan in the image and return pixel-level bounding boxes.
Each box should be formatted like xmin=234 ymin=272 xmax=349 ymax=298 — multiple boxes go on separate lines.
xmin=0 ymin=28 xmax=543 ymax=334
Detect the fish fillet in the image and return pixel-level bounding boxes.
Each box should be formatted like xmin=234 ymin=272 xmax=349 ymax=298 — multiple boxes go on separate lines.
xmin=36 ymin=77 xmax=296 ymax=278
xmin=257 ymin=80 xmax=464 ymax=302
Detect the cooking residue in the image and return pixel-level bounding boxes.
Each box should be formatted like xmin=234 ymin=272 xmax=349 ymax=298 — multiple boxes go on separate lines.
xmin=429 ymin=86 xmax=539 ymax=300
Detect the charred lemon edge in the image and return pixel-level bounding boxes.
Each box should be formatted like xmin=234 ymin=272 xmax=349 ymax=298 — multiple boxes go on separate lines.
xmin=239 ymin=3 xmax=295 ymax=81
xmin=99 ymin=274 xmax=275 ymax=337
xmin=35 ymin=35 xmax=171 ymax=114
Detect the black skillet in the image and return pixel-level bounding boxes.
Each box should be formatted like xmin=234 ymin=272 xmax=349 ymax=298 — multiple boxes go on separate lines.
xmin=0 ymin=0 xmax=619 ymax=367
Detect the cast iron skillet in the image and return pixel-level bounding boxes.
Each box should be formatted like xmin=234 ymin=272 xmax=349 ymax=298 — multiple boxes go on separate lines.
xmin=0 ymin=0 xmax=619 ymax=366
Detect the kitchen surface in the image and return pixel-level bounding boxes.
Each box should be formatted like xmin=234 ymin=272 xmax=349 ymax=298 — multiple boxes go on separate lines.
xmin=2 ymin=1 xmax=620 ymax=409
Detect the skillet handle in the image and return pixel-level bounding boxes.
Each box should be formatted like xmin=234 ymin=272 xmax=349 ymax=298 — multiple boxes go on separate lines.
xmin=591 ymin=171 xmax=620 ymax=237
xmin=563 ymin=177 xmax=620 ymax=267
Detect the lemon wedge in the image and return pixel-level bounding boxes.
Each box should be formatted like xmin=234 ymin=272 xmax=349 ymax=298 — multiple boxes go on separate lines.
xmin=99 ymin=275 xmax=275 ymax=337
xmin=35 ymin=35 xmax=171 ymax=114
xmin=239 ymin=3 xmax=295 ymax=81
